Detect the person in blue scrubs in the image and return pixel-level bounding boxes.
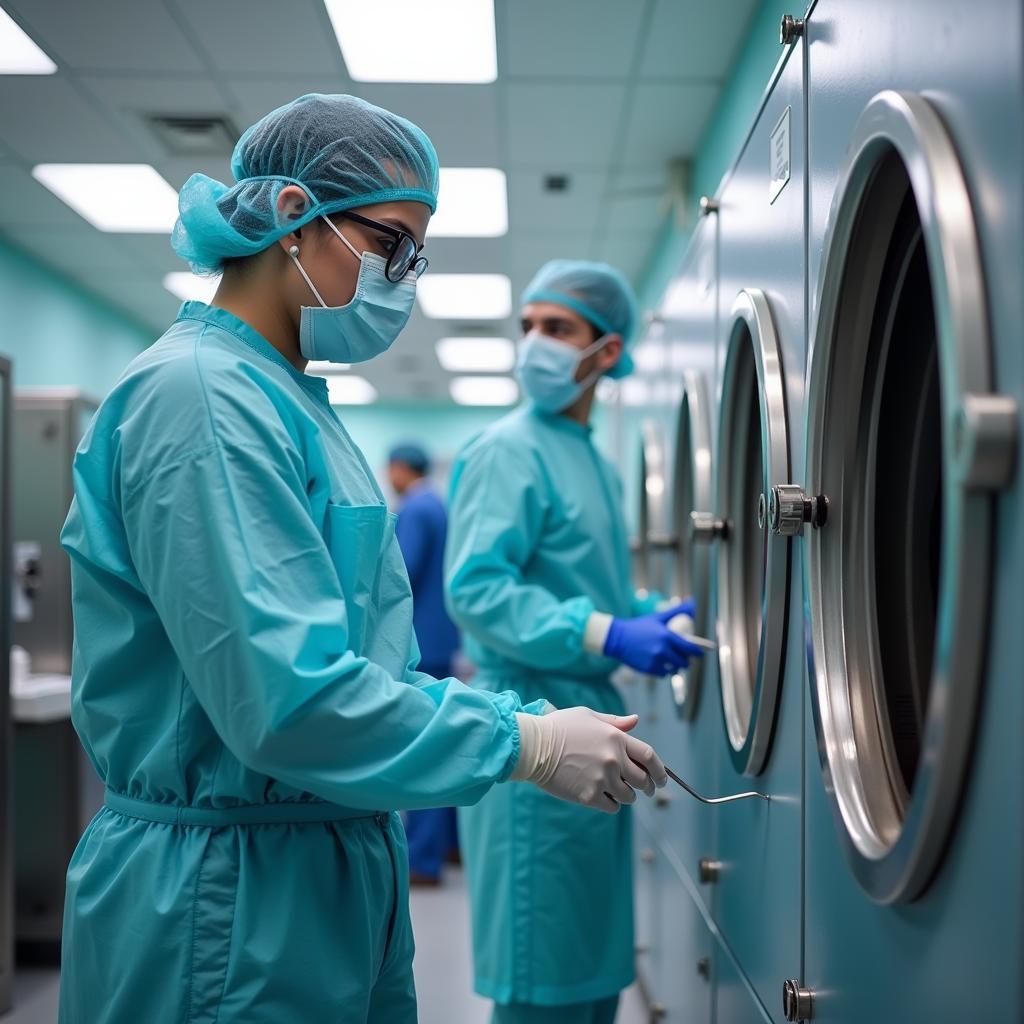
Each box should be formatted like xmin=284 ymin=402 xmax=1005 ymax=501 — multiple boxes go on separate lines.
xmin=57 ymin=97 xmax=672 ymax=1024
xmin=446 ymin=260 xmax=705 ymax=1024
xmin=388 ymin=443 xmax=461 ymax=884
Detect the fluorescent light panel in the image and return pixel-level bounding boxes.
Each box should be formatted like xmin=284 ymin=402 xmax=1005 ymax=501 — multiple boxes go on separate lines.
xmin=418 ymin=274 xmax=511 ymax=320
xmin=0 ymin=8 xmax=56 ymax=74
xmin=163 ymin=271 xmax=219 ymax=303
xmin=436 ymin=336 xmax=515 ymax=372
xmin=428 ymin=169 xmax=507 ymax=238
xmin=33 ymin=164 xmax=179 ymax=233
xmin=449 ymin=376 xmax=518 ymax=406
xmin=325 ymin=0 xmax=496 ymax=83
xmin=328 ymin=376 xmax=377 ymax=405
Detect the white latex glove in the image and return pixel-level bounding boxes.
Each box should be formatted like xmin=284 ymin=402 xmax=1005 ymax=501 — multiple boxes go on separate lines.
xmin=511 ymin=706 xmax=668 ymax=814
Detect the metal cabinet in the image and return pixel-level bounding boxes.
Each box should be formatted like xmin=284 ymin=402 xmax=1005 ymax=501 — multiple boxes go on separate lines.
xmin=792 ymin=1 xmax=1024 ymax=1019
xmin=0 ymin=357 xmax=12 ymax=1012
xmin=702 ymin=36 xmax=806 ymax=1022
xmin=12 ymin=390 xmax=101 ymax=957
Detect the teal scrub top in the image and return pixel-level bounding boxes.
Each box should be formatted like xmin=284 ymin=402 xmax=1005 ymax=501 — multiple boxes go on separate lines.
xmin=58 ymin=302 xmax=537 ymax=1023
xmin=445 ymin=405 xmax=648 ymax=1007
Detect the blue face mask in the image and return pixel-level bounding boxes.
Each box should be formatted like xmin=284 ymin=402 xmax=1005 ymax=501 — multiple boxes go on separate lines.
xmin=290 ymin=217 xmax=417 ymax=365
xmin=515 ymin=332 xmax=611 ymax=413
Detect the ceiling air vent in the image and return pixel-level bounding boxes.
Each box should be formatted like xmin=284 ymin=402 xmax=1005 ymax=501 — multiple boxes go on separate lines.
xmin=148 ymin=114 xmax=239 ymax=156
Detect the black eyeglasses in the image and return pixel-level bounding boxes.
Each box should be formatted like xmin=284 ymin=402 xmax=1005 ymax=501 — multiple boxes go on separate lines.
xmin=338 ymin=210 xmax=428 ymax=282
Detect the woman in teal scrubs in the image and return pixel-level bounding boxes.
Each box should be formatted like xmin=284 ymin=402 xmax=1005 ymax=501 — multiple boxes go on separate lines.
xmin=57 ymin=96 xmax=669 ymax=1024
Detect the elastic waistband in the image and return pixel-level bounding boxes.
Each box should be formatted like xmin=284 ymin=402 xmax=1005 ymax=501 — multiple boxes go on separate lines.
xmin=104 ymin=790 xmax=383 ymax=827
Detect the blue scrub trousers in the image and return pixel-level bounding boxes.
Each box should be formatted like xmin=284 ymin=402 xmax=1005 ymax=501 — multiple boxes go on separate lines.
xmin=404 ymin=660 xmax=460 ymax=880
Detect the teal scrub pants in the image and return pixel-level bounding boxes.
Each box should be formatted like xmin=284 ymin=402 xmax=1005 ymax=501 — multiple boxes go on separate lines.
xmin=60 ymin=798 xmax=417 ymax=1023
xmin=492 ymin=995 xmax=619 ymax=1023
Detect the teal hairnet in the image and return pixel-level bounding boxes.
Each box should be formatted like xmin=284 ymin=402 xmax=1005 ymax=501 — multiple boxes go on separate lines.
xmin=172 ymin=93 xmax=440 ymax=276
xmin=520 ymin=259 xmax=639 ymax=379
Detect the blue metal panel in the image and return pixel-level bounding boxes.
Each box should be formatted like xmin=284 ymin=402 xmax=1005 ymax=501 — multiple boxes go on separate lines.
xmin=652 ymin=855 xmax=716 ymax=1024
xmin=648 ymin=211 xmax=722 ymax=901
xmin=802 ymin=0 xmax=1024 ymax=1019
xmin=710 ymin=38 xmax=806 ymax=1023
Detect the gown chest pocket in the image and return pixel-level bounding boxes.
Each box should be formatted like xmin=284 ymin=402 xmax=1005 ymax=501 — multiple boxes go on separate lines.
xmin=324 ymin=503 xmax=392 ymax=657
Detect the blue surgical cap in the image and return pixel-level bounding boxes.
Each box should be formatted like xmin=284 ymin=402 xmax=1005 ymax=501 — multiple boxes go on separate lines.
xmin=389 ymin=444 xmax=431 ymax=474
xmin=172 ymin=93 xmax=440 ymax=276
xmin=521 ymin=259 xmax=639 ymax=379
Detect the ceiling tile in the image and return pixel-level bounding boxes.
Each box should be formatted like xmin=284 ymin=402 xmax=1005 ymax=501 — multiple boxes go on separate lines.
xmin=80 ymin=73 xmax=233 ymax=164
xmin=602 ymin=170 xmax=668 ymax=234
xmin=2 ymin=225 xmax=143 ymax=276
xmin=511 ymin=229 xmax=595 ymax=282
xmin=639 ymin=0 xmax=759 ymax=80
xmin=155 ymin=156 xmax=234 ymax=191
xmin=420 ymin=237 xmax=510 ymax=275
xmin=118 ymin=234 xmax=181 ymax=272
xmin=506 ymin=83 xmax=626 ymax=170
xmin=223 ymin=75 xmax=353 ymax=130
xmin=0 ymin=77 xmax=137 ymax=163
xmin=617 ymin=81 xmax=720 ymax=170
xmin=355 ymin=85 xmax=501 ymax=166
xmin=0 ymin=164 xmax=90 ymax=228
xmin=500 ymin=0 xmax=647 ymax=79
xmin=507 ymin=169 xmax=607 ymax=231
xmin=173 ymin=0 xmax=345 ymax=78
xmin=5 ymin=0 xmax=205 ymax=73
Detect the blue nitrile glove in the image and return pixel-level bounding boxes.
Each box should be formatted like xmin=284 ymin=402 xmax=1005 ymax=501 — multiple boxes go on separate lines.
xmin=602 ymin=599 xmax=705 ymax=676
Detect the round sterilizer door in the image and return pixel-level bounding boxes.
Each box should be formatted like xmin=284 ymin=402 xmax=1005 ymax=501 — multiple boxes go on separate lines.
xmin=700 ymin=289 xmax=791 ymax=776
xmin=792 ymin=91 xmax=1017 ymax=903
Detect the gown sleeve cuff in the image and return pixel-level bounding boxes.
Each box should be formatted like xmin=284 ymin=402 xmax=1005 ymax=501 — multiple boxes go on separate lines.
xmin=583 ymin=611 xmax=614 ymax=655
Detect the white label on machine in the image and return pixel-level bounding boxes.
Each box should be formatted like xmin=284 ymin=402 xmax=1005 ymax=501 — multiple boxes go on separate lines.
xmin=12 ymin=540 xmax=40 ymax=623
xmin=769 ymin=106 xmax=791 ymax=204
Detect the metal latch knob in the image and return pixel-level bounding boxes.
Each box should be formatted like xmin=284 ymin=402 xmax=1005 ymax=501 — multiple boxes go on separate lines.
xmin=699 ymin=195 xmax=719 ymax=216
xmin=779 ymin=14 xmax=805 ymax=45
xmin=690 ymin=511 xmax=727 ymax=544
xmin=761 ymin=485 xmax=828 ymax=536
xmin=782 ymin=979 xmax=814 ymax=1020
xmin=698 ymin=857 xmax=721 ymax=884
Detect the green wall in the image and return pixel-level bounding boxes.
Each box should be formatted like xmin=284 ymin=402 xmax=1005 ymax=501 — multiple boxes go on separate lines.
xmin=341 ymin=400 xmax=615 ymax=500
xmin=0 ymin=236 xmax=149 ymax=398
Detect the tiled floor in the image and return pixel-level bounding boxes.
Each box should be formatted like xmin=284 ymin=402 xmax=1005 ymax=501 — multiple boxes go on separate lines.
xmin=1 ymin=870 xmax=647 ymax=1023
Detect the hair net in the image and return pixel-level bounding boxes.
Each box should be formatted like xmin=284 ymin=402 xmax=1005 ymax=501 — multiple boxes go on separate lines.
xmin=172 ymin=93 xmax=440 ymax=276
xmin=520 ymin=259 xmax=638 ymax=379
xmin=389 ymin=443 xmax=431 ymax=474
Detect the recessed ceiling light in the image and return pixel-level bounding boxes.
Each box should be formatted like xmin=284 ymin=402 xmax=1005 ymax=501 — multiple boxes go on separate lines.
xmin=620 ymin=379 xmax=651 ymax=407
xmin=306 ymin=360 xmax=352 ymax=375
xmin=449 ymin=376 xmax=518 ymax=406
xmin=325 ymin=0 xmax=496 ymax=83
xmin=428 ymin=169 xmax=507 ymax=238
xmin=417 ymin=274 xmax=511 ymax=319
xmin=327 ymin=375 xmax=377 ymax=405
xmin=436 ymin=337 xmax=515 ymax=372
xmin=33 ymin=164 xmax=179 ymax=233
xmin=163 ymin=271 xmax=220 ymax=303
xmin=631 ymin=342 xmax=664 ymax=374
xmin=0 ymin=7 xmax=56 ymax=74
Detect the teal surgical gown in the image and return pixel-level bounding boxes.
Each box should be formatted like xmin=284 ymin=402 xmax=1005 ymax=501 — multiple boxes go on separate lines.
xmin=445 ymin=405 xmax=650 ymax=1007
xmin=58 ymin=301 xmax=538 ymax=1024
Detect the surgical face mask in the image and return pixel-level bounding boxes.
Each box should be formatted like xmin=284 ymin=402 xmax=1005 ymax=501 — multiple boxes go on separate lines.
xmin=515 ymin=332 xmax=611 ymax=413
xmin=289 ymin=216 xmax=417 ymax=364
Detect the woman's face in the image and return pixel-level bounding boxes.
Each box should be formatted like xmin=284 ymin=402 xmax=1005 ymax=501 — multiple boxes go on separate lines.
xmin=280 ymin=196 xmax=431 ymax=312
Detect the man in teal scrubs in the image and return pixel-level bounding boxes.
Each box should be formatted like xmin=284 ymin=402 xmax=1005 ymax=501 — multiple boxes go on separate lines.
xmin=446 ymin=260 xmax=704 ymax=1024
